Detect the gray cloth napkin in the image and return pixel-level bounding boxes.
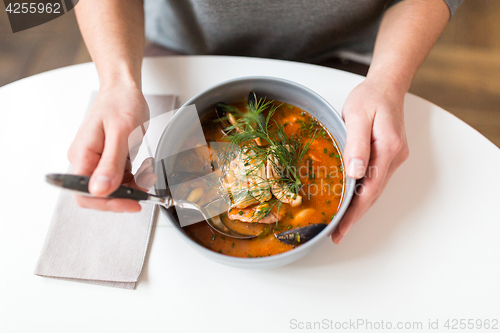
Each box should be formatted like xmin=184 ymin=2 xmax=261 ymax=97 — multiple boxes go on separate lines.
xmin=34 ymin=93 xmax=178 ymax=289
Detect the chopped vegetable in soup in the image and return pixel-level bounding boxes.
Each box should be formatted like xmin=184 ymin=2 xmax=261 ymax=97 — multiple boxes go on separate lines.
xmin=174 ymin=96 xmax=345 ymax=258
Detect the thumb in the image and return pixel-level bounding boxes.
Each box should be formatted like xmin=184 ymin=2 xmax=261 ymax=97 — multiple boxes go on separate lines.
xmin=88 ymin=128 xmax=130 ymax=196
xmin=343 ymin=108 xmax=373 ymax=179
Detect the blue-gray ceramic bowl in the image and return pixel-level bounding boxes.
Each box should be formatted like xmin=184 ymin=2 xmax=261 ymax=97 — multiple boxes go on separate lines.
xmin=155 ymin=76 xmax=355 ymax=269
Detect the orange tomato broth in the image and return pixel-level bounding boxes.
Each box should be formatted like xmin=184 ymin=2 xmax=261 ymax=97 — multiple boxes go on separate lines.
xmin=183 ymin=100 xmax=345 ymax=258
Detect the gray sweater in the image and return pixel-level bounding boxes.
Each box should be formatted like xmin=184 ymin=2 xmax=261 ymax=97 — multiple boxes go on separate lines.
xmin=145 ymin=0 xmax=462 ymax=63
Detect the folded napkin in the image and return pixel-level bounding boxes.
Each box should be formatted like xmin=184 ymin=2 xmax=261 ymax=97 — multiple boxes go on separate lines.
xmin=34 ymin=93 xmax=179 ymax=289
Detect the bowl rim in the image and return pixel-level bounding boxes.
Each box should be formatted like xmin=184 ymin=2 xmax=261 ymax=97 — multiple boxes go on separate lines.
xmin=154 ymin=75 xmax=355 ymax=264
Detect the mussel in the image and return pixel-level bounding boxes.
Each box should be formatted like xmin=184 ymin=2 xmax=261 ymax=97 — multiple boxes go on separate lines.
xmin=215 ymin=91 xmax=260 ymax=133
xmin=215 ymin=103 xmax=231 ymax=131
xmin=248 ymin=90 xmax=257 ymax=107
xmin=275 ymin=223 xmax=328 ymax=246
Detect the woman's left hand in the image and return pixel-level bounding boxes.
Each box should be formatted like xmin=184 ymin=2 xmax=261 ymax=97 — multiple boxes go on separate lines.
xmin=331 ymin=78 xmax=410 ymax=244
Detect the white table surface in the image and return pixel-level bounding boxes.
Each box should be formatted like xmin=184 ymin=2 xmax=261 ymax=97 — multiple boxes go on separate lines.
xmin=1 ymin=56 xmax=499 ymax=332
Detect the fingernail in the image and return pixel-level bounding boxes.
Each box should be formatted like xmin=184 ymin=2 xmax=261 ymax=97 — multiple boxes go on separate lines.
xmin=90 ymin=175 xmax=111 ymax=194
xmin=348 ymin=158 xmax=365 ymax=178
xmin=337 ymin=234 xmax=345 ymax=244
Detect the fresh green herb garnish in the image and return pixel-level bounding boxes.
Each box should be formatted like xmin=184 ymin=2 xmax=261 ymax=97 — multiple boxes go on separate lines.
xmin=216 ymin=96 xmax=319 ymax=222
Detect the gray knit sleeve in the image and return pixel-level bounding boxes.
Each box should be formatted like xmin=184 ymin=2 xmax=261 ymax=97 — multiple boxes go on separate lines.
xmin=444 ymin=0 xmax=464 ymax=17
xmin=388 ymin=0 xmax=464 ymax=18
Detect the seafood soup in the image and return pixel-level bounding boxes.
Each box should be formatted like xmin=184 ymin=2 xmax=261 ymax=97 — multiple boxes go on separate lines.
xmin=171 ymin=93 xmax=345 ymax=258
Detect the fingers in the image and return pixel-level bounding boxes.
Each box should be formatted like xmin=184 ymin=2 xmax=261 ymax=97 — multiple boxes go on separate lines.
xmin=74 ymin=195 xmax=142 ymax=212
xmin=136 ymin=172 xmax=158 ymax=190
xmin=136 ymin=157 xmax=154 ymax=174
xmin=330 ymin=80 xmax=410 ymax=244
xmin=68 ymin=121 xmax=143 ymax=212
xmin=73 ymin=152 xmax=144 ymax=212
xmin=66 ymin=87 xmax=152 ymax=213
xmin=88 ymin=126 xmax=130 ymax=197
xmin=121 ymin=156 xmax=135 ymax=184
xmin=331 ymin=162 xmax=393 ymax=244
xmin=73 ymin=149 xmax=141 ymax=212
xmin=123 ymin=157 xmax=158 ymax=191
xmin=331 ymin=134 xmax=409 ymax=244
xmin=135 ymin=158 xmax=158 ymax=189
xmin=343 ymin=105 xmax=374 ymax=179
xmin=68 ymin=121 xmax=104 ymax=177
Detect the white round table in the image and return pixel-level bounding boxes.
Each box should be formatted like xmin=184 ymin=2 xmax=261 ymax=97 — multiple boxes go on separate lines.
xmin=1 ymin=56 xmax=499 ymax=332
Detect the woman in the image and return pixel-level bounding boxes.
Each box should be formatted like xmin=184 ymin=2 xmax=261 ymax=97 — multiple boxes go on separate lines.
xmin=68 ymin=0 xmax=462 ymax=244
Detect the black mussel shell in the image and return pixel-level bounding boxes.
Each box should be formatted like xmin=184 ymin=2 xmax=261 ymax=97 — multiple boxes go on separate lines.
xmin=215 ymin=102 xmax=228 ymax=118
xmin=275 ymin=223 xmax=328 ymax=246
xmin=215 ymin=103 xmax=232 ymax=133
xmin=248 ymin=91 xmax=257 ymax=107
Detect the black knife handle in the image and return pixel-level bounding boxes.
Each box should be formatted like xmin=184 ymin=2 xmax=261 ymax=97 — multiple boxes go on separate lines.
xmin=60 ymin=174 xmax=150 ymax=201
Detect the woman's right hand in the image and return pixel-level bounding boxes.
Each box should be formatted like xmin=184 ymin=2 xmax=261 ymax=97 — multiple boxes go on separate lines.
xmin=67 ymin=84 xmax=151 ymax=212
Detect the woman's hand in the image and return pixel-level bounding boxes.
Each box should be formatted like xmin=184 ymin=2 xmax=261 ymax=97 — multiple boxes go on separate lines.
xmin=67 ymin=85 xmax=152 ymax=212
xmin=331 ymin=78 xmax=409 ymax=244
xmin=330 ymin=0 xmax=450 ymax=244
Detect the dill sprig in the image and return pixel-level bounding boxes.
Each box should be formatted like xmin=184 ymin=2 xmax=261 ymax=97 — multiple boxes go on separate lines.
xmin=216 ymin=97 xmax=318 ymax=220
xmin=266 ymin=118 xmax=319 ymax=195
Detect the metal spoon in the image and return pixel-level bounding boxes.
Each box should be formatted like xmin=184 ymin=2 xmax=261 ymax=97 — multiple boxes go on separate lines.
xmin=45 ymin=173 xmax=255 ymax=239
